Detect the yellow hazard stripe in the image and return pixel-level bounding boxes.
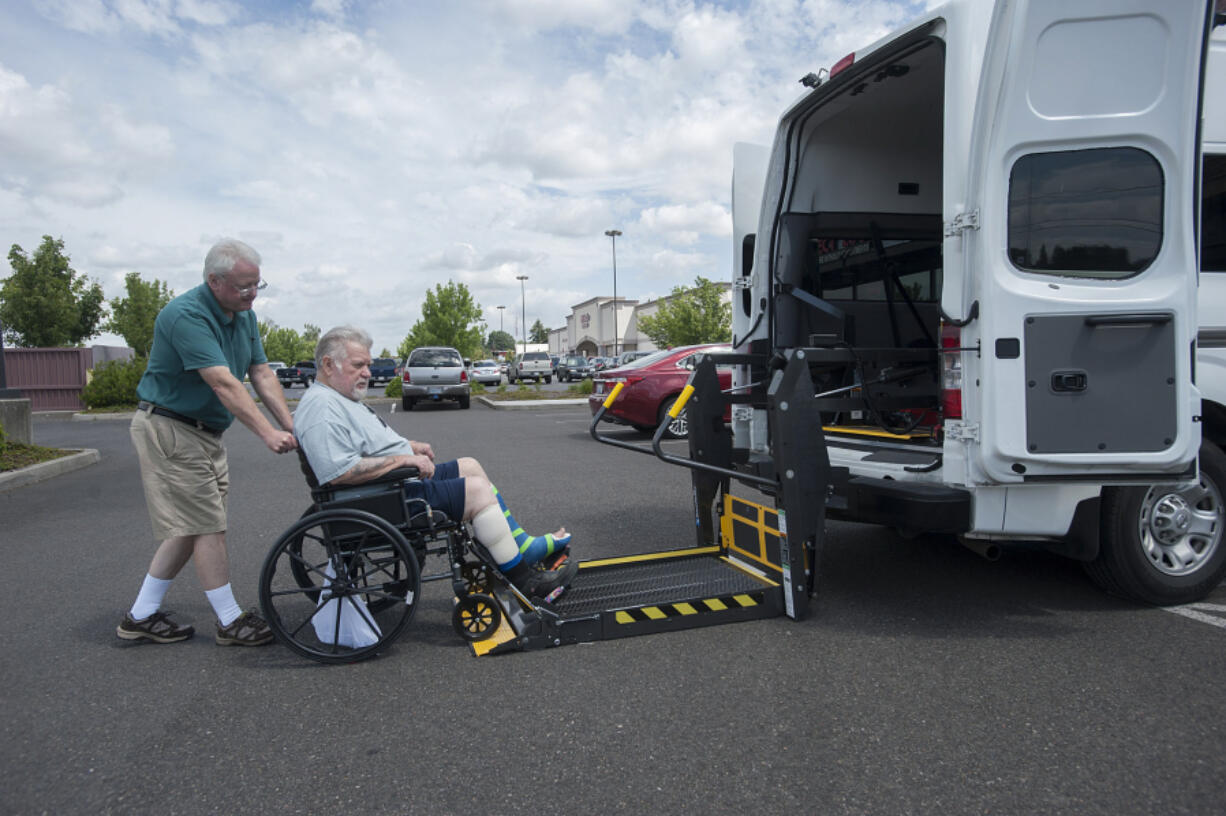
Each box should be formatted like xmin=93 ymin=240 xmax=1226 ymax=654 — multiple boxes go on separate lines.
xmin=579 ymin=546 xmax=720 ymax=569
xmin=613 ymin=592 xmax=762 ymax=624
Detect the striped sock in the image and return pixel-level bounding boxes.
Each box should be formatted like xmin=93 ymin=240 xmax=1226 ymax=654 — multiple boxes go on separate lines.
xmin=492 ymin=484 xmax=572 ymax=566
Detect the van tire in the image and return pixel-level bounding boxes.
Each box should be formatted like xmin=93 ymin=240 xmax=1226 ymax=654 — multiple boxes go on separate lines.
xmin=401 ymin=397 xmax=415 ymax=411
xmin=458 ymin=395 xmax=470 ymax=409
xmin=1085 ymin=441 xmax=1226 ymax=606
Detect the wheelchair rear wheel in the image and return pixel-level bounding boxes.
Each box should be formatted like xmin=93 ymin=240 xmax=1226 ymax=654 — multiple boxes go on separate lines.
xmin=260 ymin=508 xmax=421 ymax=663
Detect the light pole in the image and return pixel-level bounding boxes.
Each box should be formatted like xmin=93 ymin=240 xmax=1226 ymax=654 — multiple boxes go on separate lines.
xmin=495 ymin=305 xmax=506 ymax=360
xmin=605 ymin=229 xmax=622 ymax=358
xmin=516 ymin=275 xmax=529 ymax=356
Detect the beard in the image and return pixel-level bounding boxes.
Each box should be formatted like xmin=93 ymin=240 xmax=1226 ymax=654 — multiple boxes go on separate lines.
xmin=349 ymin=379 xmax=369 ymax=400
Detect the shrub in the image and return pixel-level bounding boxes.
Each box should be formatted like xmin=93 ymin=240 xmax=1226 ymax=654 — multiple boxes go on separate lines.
xmin=570 ymin=379 xmax=594 ymax=396
xmin=471 ymin=382 xmax=486 ymax=394
xmin=384 ymin=376 xmax=402 ymax=398
xmin=82 ymin=357 xmax=147 ymax=409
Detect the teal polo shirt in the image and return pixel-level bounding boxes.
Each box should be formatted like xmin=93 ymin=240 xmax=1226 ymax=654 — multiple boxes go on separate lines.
xmin=136 ymin=283 xmax=267 ymax=430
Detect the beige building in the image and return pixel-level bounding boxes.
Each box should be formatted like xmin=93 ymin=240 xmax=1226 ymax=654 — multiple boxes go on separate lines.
xmin=549 ymin=282 xmax=732 ymax=358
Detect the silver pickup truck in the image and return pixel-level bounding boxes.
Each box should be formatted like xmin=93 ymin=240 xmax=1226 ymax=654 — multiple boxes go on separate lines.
xmin=400 ymin=346 xmax=470 ymax=410
xmin=507 ymin=351 xmax=552 ymax=384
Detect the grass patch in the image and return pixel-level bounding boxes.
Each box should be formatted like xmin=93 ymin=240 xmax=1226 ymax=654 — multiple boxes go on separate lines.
xmin=0 ymin=443 xmax=73 ymax=472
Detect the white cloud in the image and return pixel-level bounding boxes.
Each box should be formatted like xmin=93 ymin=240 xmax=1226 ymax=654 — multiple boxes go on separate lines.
xmin=3 ymin=0 xmax=932 ymax=353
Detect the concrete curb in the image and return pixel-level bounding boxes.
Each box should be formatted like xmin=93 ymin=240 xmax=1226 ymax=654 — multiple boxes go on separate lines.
xmin=71 ymin=411 xmax=134 ymax=422
xmin=0 ymin=448 xmax=100 ymax=492
xmin=476 ymin=397 xmax=588 ymax=410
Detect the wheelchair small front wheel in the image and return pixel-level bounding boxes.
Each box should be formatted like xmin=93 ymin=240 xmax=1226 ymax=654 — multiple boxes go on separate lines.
xmin=260 ymin=508 xmax=421 ymax=664
xmin=452 ymin=593 xmax=502 ymax=642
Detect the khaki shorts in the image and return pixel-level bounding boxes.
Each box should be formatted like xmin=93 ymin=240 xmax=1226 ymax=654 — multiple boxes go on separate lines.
xmin=130 ymin=408 xmax=229 ymax=540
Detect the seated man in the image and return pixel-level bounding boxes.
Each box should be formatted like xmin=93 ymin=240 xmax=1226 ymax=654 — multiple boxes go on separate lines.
xmin=294 ymin=325 xmax=576 ymax=601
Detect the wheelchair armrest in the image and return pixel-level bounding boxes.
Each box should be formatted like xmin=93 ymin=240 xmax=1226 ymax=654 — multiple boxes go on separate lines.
xmin=379 ymin=466 xmax=421 ymax=484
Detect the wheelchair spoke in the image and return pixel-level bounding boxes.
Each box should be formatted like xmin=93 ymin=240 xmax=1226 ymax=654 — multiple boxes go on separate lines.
xmin=260 ymin=509 xmax=424 ymax=663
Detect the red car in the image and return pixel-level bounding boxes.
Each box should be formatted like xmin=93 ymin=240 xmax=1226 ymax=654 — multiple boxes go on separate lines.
xmin=588 ymin=343 xmax=732 ymax=439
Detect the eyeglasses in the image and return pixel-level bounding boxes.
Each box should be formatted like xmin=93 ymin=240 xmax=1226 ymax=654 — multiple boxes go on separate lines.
xmin=229 ymin=278 xmax=268 ymax=297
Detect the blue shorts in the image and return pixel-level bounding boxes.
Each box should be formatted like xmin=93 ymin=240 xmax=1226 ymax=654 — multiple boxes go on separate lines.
xmin=403 ymin=459 xmax=465 ymax=521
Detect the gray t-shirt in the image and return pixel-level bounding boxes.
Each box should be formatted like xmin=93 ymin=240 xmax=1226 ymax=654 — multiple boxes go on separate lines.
xmin=294 ymin=382 xmax=413 ymax=485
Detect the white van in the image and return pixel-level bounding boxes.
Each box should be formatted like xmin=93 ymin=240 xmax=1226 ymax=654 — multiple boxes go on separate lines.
xmin=729 ymin=0 xmax=1225 ymax=605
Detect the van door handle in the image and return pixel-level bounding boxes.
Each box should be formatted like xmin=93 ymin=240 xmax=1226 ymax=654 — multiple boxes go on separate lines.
xmin=1051 ymin=370 xmax=1087 ymax=392
xmin=1084 ymin=313 xmax=1172 ymax=327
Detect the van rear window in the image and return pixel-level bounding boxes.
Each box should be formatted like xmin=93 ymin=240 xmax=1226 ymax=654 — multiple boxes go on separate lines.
xmin=1203 ymin=154 xmax=1226 ymax=272
xmin=1008 ymin=147 xmax=1162 ymax=278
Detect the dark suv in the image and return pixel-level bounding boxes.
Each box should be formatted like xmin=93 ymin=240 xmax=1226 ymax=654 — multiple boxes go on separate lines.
xmin=557 ymin=355 xmax=593 ymax=382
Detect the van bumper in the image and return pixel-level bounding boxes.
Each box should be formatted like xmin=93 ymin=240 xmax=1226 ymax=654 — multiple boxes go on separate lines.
xmin=827 ymin=473 xmax=972 ymax=534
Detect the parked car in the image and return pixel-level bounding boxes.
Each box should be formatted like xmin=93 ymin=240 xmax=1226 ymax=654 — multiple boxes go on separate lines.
xmin=277 ymin=360 xmax=316 ymax=388
xmin=400 ymin=346 xmax=470 ymax=410
xmin=557 ymin=355 xmax=593 ymax=382
xmin=368 ymin=357 xmax=398 ymax=385
xmin=589 ymin=343 xmax=732 ymax=439
xmin=266 ymin=361 xmax=287 ymax=371
xmin=550 ymin=355 xmax=560 ymax=375
xmin=469 ymin=359 xmax=502 ymax=386
xmin=507 ymin=351 xmax=552 ymax=384
xmin=616 ymin=350 xmax=652 ymax=367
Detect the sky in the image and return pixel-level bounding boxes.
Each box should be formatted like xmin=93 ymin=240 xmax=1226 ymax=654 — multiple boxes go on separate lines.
xmin=0 ymin=0 xmax=933 ymax=356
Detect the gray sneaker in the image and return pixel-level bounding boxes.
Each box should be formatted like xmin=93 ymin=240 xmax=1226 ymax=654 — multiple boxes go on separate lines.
xmin=215 ymin=610 xmax=274 ymax=646
xmin=117 ymin=611 xmax=195 ymax=643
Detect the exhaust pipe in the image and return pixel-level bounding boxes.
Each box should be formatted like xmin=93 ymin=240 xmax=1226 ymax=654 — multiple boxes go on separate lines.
xmin=959 ymin=537 xmax=1001 ymax=562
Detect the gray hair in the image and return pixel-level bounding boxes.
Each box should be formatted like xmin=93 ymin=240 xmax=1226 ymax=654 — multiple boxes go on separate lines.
xmin=316 ymin=325 xmax=372 ymax=368
xmin=202 ymin=238 xmax=261 ymax=283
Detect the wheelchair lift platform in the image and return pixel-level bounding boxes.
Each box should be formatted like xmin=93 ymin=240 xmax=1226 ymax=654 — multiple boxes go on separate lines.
xmin=469 ymin=495 xmax=789 ymax=656
xmin=469 ymin=350 xmax=837 ymax=656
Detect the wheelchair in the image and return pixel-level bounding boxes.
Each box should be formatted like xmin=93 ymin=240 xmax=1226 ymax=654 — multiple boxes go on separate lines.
xmin=257 ymin=454 xmax=519 ymax=664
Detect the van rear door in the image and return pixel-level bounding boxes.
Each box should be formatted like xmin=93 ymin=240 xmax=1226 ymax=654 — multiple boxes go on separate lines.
xmin=968 ymin=0 xmax=1214 ymax=483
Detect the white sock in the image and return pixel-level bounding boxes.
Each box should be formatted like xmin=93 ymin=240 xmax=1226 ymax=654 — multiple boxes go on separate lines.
xmin=205 ymin=584 xmax=243 ymax=627
xmin=471 ymin=505 xmax=521 ymax=568
xmin=129 ymin=574 xmax=173 ymax=620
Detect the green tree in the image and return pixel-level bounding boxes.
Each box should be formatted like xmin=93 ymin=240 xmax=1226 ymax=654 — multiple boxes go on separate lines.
xmin=636 ymin=276 xmax=731 ymax=348
xmin=259 ymin=321 xmax=316 ymax=363
xmin=0 ymin=236 xmax=106 ymax=347
xmin=529 ymin=319 xmax=549 ymax=344
xmin=397 ymin=281 xmax=484 ymax=359
xmin=104 ymin=273 xmax=173 ymax=356
xmin=487 ymin=330 xmax=515 ymax=352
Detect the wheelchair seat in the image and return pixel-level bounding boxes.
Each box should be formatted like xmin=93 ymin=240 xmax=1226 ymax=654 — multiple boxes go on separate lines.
xmin=295 ymin=448 xmax=450 ymax=532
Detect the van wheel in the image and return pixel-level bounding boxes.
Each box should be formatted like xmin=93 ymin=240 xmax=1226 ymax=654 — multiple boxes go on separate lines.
xmin=1085 ymin=442 xmax=1226 ymax=605
xmin=401 ymin=396 xmax=415 ymax=411
xmin=458 ymin=395 xmax=470 ymax=409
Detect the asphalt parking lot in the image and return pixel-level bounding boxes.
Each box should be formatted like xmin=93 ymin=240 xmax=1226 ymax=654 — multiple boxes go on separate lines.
xmin=3 ymin=402 xmax=1226 ymax=815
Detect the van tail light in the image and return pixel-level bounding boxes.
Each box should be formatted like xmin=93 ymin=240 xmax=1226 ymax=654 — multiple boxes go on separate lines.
xmin=940 ymin=323 xmax=962 ymax=420
xmin=830 ymin=52 xmax=855 ymax=77
xmin=402 ymin=370 xmax=411 ymax=384
xmin=460 ymin=369 xmax=468 ymax=383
